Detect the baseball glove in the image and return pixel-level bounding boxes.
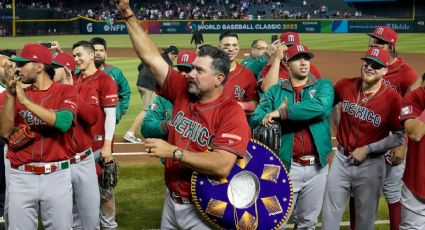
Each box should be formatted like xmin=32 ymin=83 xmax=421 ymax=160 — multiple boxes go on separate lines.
xmin=8 ymin=123 xmax=35 ymax=151
xmin=99 ymin=159 xmax=119 ymax=190
xmin=252 ymin=121 xmax=282 ymax=154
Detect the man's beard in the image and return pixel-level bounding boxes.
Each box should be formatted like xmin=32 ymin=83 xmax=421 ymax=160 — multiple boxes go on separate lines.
xmin=94 ymin=58 xmax=105 ymax=69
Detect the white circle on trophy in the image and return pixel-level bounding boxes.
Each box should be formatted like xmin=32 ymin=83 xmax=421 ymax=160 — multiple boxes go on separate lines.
xmin=227 ymin=171 xmax=260 ymax=209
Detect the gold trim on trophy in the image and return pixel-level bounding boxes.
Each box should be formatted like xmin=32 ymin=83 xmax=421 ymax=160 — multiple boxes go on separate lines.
xmin=206 ymin=199 xmax=227 ymax=218
xmin=261 ymin=164 xmax=281 ymax=183
xmin=261 ymin=196 xmax=283 ymax=216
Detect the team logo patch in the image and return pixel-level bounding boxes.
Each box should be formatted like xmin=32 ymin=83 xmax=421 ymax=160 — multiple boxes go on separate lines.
xmin=309 ymin=90 xmax=316 ymax=99
xmin=400 ymin=106 xmax=413 ymax=116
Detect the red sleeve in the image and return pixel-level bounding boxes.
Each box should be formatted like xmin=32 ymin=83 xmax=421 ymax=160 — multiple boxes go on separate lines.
xmin=212 ymin=103 xmax=251 ymax=157
xmin=100 ymin=75 xmax=118 ymax=108
xmin=400 ymin=67 xmax=418 ymax=96
xmin=158 ymin=66 xmax=188 ymax=103
xmin=77 ymin=85 xmax=99 ymax=126
xmin=60 ymin=85 xmax=78 ymax=116
xmin=389 ymin=92 xmax=403 ymax=131
xmin=0 ymin=91 xmax=6 ymax=112
xmin=244 ymin=69 xmax=259 ymax=102
xmin=400 ymin=88 xmax=425 ymax=121
xmin=310 ymin=64 xmax=321 ymax=78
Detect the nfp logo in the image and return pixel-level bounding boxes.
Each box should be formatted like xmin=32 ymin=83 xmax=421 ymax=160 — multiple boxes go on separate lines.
xmin=371 ymin=48 xmax=380 ymax=57
xmin=375 ymin=27 xmax=385 ymax=35
xmin=104 ymin=24 xmax=126 ymax=32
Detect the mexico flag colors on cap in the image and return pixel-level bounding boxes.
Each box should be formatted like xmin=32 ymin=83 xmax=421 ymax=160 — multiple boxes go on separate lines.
xmin=9 ymin=44 xmax=53 ymax=64
xmin=285 ymin=44 xmax=314 ymax=62
xmin=53 ymin=52 xmax=77 ymax=72
xmin=279 ymin=32 xmax=300 ymax=46
xmin=174 ymin=51 xmax=197 ymax=68
xmin=368 ymin=26 xmax=398 ymax=46
xmin=361 ymin=47 xmax=390 ymax=67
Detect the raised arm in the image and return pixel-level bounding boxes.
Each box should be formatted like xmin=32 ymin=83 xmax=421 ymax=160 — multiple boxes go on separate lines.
xmin=115 ymin=0 xmax=169 ymax=87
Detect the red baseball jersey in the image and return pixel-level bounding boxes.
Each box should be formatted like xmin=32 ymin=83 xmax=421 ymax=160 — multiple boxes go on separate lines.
xmin=381 ymin=58 xmax=417 ymax=97
xmin=0 ymin=91 xmax=5 ymax=111
xmin=160 ymin=67 xmax=251 ymax=198
xmin=400 ymin=87 xmax=425 ymax=199
xmin=259 ymin=62 xmax=321 ymax=86
xmin=223 ymin=63 xmax=259 ymax=102
xmin=334 ymin=77 xmax=402 ymax=153
xmin=64 ymin=84 xmax=99 ymax=156
xmin=74 ymin=70 xmax=118 ymax=151
xmin=7 ymin=82 xmax=78 ymax=167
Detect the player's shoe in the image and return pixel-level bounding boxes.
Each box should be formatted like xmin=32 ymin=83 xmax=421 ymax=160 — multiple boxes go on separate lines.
xmin=124 ymin=131 xmax=142 ymax=143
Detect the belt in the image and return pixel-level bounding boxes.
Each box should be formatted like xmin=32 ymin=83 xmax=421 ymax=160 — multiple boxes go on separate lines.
xmin=12 ymin=160 xmax=70 ymax=175
xmin=70 ymin=148 xmax=92 ymax=164
xmin=170 ymin=192 xmax=191 ymax=204
xmin=337 ymin=144 xmax=348 ymax=156
xmin=293 ymin=155 xmax=317 ymax=166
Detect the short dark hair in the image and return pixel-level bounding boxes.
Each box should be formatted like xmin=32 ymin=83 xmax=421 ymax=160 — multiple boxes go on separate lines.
xmin=197 ymin=45 xmax=230 ymax=85
xmin=72 ymin=40 xmax=95 ymax=53
xmin=219 ymin=30 xmax=239 ymax=42
xmin=90 ymin=37 xmax=107 ymax=49
xmin=0 ymin=49 xmax=17 ymax=57
xmin=251 ymin=39 xmax=264 ymax=48
xmin=44 ymin=64 xmax=55 ymax=79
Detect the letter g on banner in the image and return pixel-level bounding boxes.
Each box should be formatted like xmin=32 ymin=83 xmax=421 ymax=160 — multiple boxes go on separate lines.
xmin=87 ymin=23 xmax=93 ymax=33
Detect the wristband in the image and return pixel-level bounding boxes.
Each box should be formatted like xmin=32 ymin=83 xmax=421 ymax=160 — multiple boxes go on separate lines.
xmin=124 ymin=14 xmax=134 ymax=21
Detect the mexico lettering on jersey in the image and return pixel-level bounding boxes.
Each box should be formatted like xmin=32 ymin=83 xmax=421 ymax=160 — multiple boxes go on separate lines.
xmin=7 ymin=83 xmax=78 ymax=167
xmin=160 ymin=66 xmax=251 ymax=198
xmin=223 ymin=63 xmax=259 ymax=102
xmin=381 ymin=58 xmax=417 ymax=97
xmin=334 ymin=77 xmax=402 ymax=153
xmin=400 ymin=87 xmax=425 ymax=199
xmin=73 ymin=70 xmax=118 ymax=151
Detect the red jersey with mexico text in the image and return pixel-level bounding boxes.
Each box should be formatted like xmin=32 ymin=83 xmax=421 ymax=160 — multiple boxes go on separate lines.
xmin=381 ymin=58 xmax=417 ymax=97
xmin=223 ymin=63 xmax=259 ymax=102
xmin=334 ymin=77 xmax=402 ymax=153
xmin=73 ymin=70 xmax=118 ymax=151
xmin=160 ymin=67 xmax=251 ymax=198
xmin=7 ymin=83 xmax=78 ymax=167
xmin=64 ymin=84 xmax=99 ymax=156
xmin=259 ymin=62 xmax=321 ymax=86
xmin=400 ymin=87 xmax=425 ymax=199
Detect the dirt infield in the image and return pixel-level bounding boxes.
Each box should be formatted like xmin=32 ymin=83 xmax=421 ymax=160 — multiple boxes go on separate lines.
xmin=111 ymin=47 xmax=425 ymax=165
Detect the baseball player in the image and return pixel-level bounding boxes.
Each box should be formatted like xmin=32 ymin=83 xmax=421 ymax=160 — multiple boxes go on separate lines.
xmin=250 ymin=44 xmax=334 ymax=229
xmin=218 ymin=31 xmax=259 ymax=114
xmin=115 ymin=1 xmax=251 ymax=229
xmin=259 ymin=32 xmax=321 ymax=93
xmin=0 ymin=44 xmax=78 ymax=229
xmin=72 ymin=41 xmax=118 ymax=230
xmin=90 ymin=37 xmax=131 ymax=124
xmin=240 ymin=39 xmax=268 ymax=81
xmin=348 ymin=25 xmax=419 ymax=230
xmin=399 ymin=77 xmax=425 ymax=229
xmin=321 ymin=47 xmax=405 ymax=230
xmin=141 ymin=51 xmax=196 ymax=140
xmin=52 ymin=51 xmax=101 ymax=230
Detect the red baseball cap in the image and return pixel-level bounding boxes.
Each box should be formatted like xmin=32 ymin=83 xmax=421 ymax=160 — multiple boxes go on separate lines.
xmin=361 ymin=47 xmax=390 ymax=67
xmin=367 ymin=26 xmax=398 ymax=46
xmin=9 ymin=43 xmax=52 ymax=64
xmin=53 ymin=52 xmax=76 ymax=72
xmin=173 ymin=51 xmax=197 ymax=68
xmin=285 ymin=44 xmax=314 ymax=62
xmin=279 ymin=32 xmax=300 ymax=46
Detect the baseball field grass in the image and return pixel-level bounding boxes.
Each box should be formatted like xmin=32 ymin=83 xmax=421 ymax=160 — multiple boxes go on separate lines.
xmin=2 ymin=33 xmax=425 ymax=229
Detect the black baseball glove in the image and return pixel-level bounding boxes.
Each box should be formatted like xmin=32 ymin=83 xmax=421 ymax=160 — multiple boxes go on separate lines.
xmin=252 ymin=121 xmax=282 ymax=154
xmin=99 ymin=159 xmax=119 ymax=190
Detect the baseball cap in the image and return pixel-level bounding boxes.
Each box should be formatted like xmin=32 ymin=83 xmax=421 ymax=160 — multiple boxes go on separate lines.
xmin=361 ymin=47 xmax=390 ymax=67
xmin=173 ymin=51 xmax=197 ymax=68
xmin=285 ymin=44 xmax=314 ymax=62
xmin=279 ymin=32 xmax=300 ymax=46
xmin=165 ymin=45 xmax=179 ymax=55
xmin=53 ymin=52 xmax=77 ymax=72
xmin=9 ymin=44 xmax=52 ymax=64
xmin=367 ymin=26 xmax=398 ymax=46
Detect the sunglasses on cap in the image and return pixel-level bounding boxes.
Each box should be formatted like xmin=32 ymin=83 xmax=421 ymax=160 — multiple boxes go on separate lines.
xmin=177 ymin=66 xmax=193 ymax=74
xmin=363 ymin=61 xmax=385 ymax=70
